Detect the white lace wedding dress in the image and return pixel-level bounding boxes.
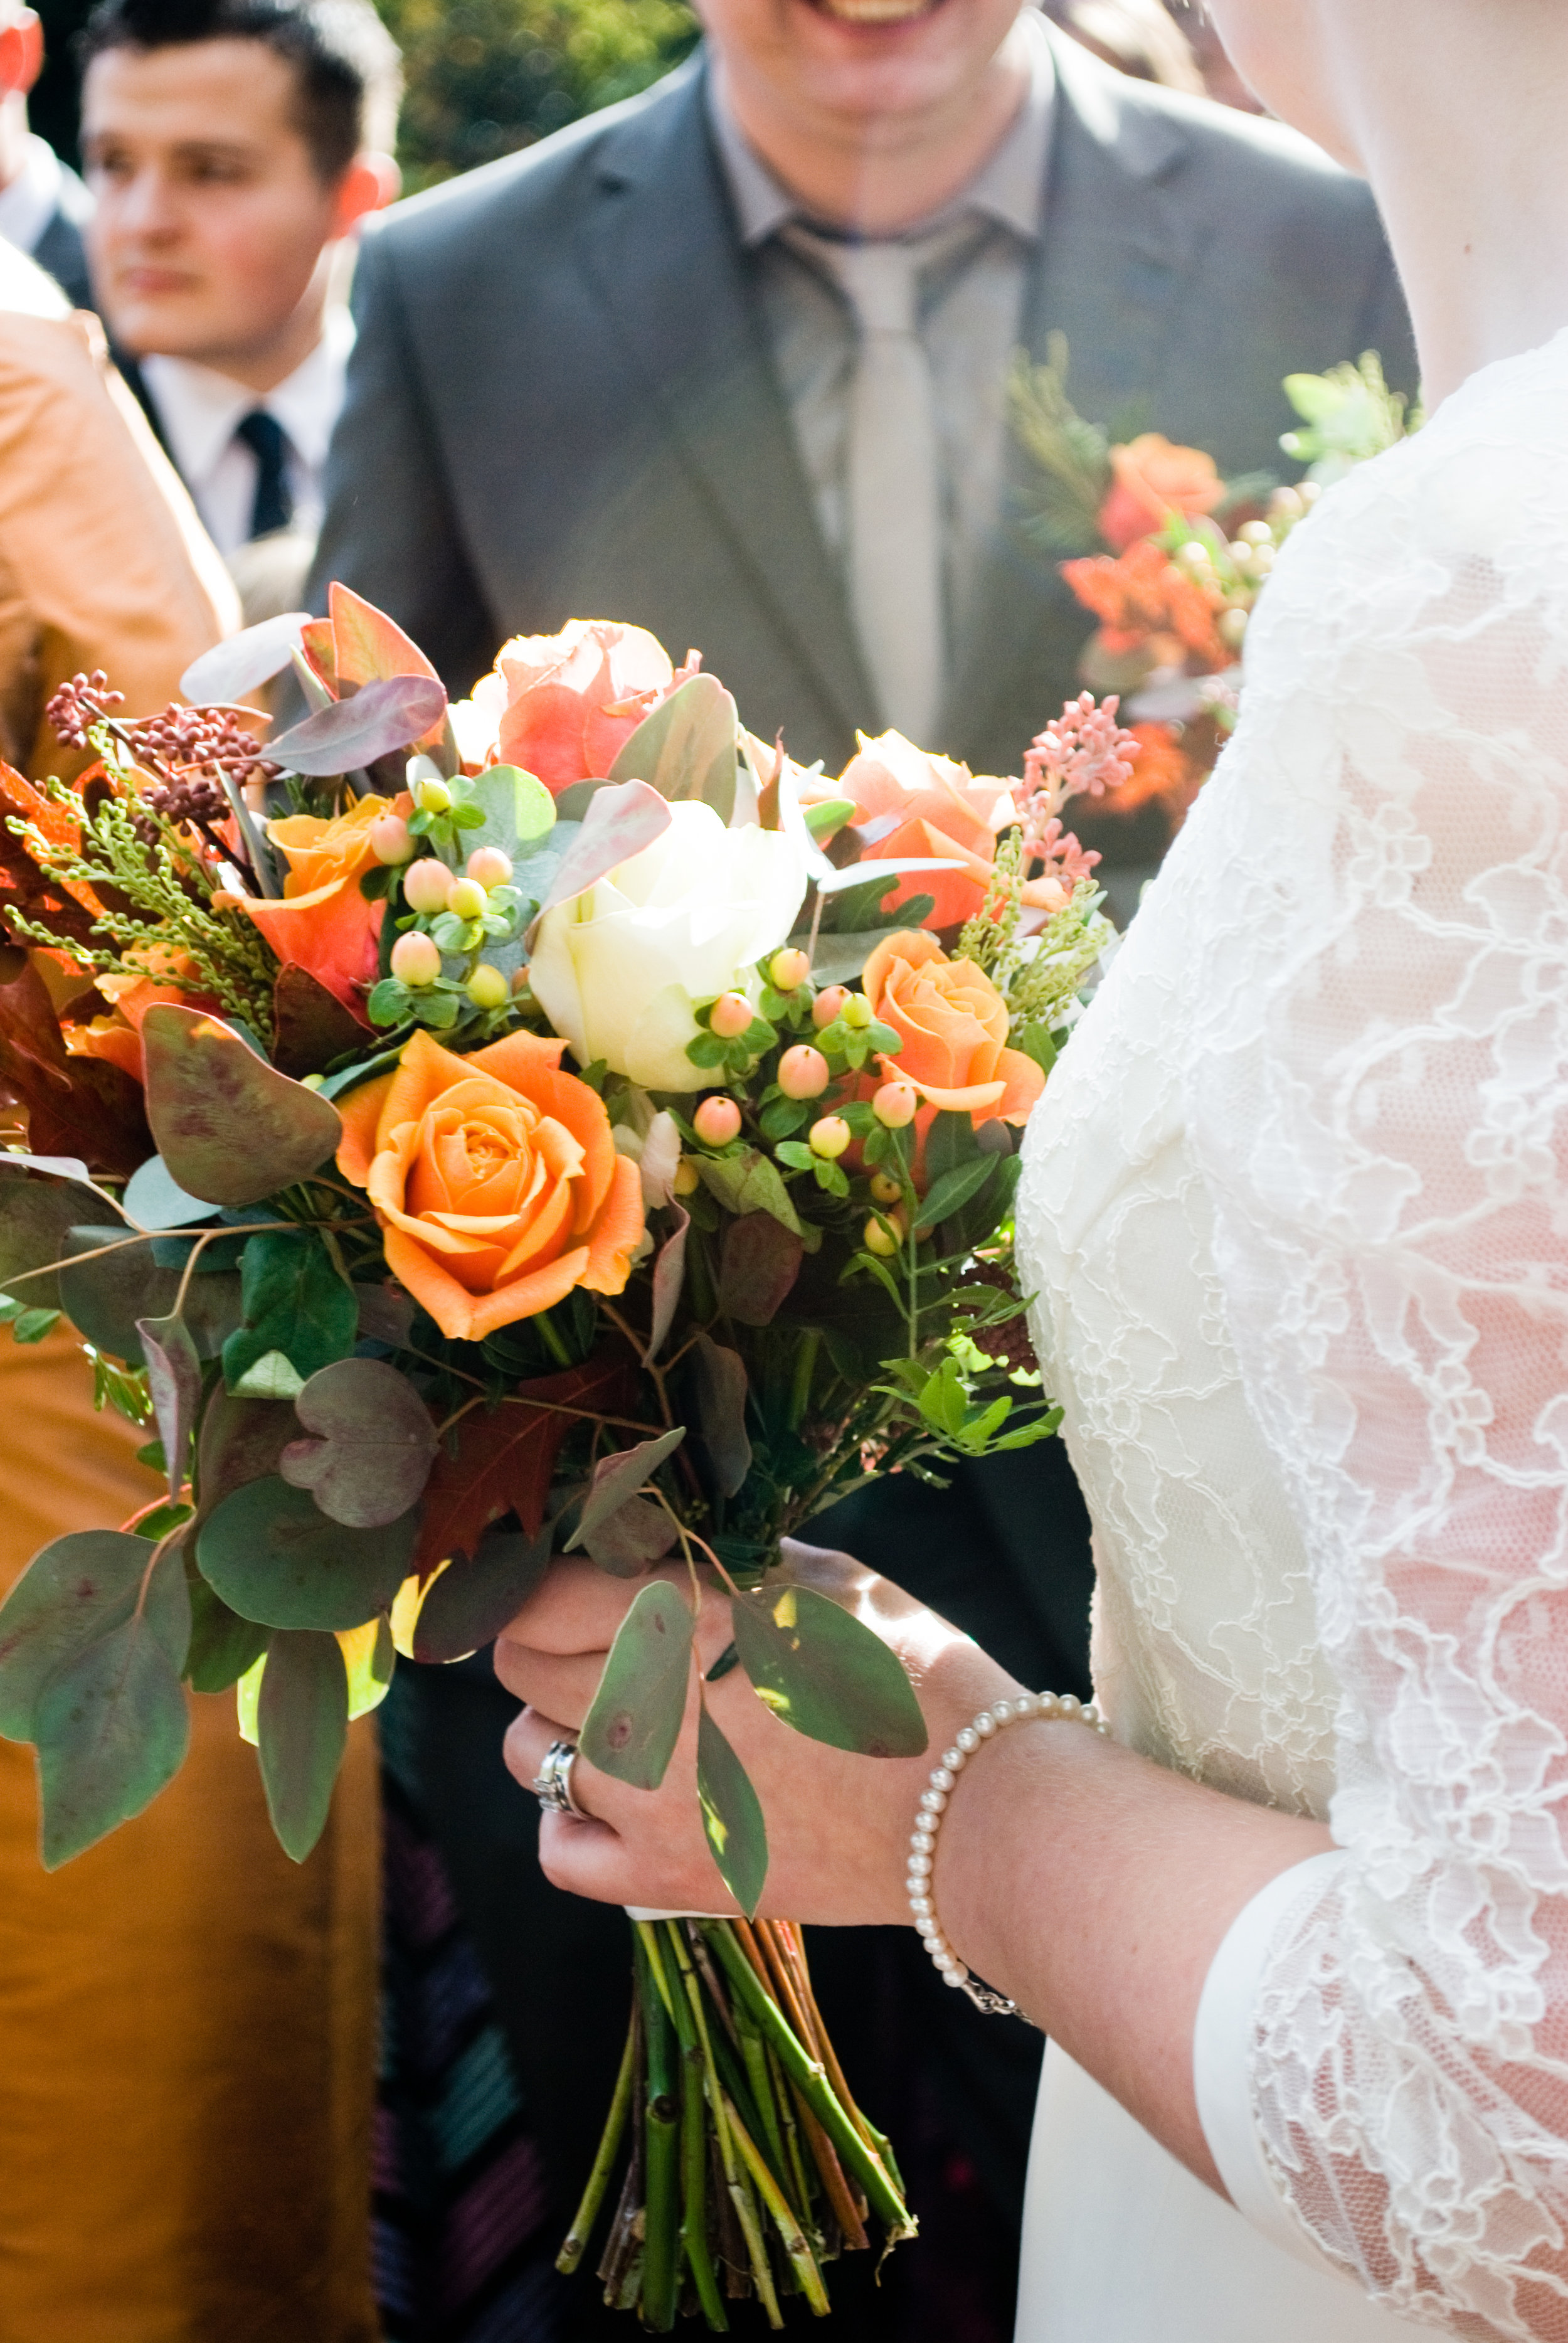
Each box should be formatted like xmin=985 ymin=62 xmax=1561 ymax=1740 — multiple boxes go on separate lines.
xmin=1012 ymin=327 xmax=1568 ymax=2342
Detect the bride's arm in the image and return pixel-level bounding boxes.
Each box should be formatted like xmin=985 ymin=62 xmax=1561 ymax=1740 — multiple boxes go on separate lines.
xmin=497 ymin=1546 xmax=1328 ymax=2195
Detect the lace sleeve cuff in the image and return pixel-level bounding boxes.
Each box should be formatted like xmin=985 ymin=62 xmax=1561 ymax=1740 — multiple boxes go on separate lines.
xmin=1193 ymin=1850 xmax=1348 ymax=2276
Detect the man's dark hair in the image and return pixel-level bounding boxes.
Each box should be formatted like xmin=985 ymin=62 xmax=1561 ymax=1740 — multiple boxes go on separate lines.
xmin=79 ymin=0 xmax=403 ymax=178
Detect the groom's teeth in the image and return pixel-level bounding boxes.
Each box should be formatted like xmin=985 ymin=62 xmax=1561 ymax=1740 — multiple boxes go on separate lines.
xmin=815 ymin=0 xmax=936 ymax=20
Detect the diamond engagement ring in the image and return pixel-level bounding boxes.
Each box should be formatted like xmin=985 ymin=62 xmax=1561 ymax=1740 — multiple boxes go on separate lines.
xmin=532 ymin=1739 xmax=588 ymax=1819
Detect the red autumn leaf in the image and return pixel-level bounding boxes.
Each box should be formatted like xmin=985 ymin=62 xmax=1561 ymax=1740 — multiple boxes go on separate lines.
xmin=414 ymin=1347 xmax=638 ymax=1575
xmin=326 ymin=585 xmax=445 ymax=755
xmin=299 ymin=618 xmax=338 ymax=695
xmin=0 ymin=955 xmax=150 ymax=1177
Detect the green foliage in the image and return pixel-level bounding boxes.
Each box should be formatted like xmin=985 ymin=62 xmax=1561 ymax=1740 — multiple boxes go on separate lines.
xmin=197 ymin=1474 xmax=416 ymax=1630
xmin=257 ymin=1628 xmax=349 ymax=1862
xmin=729 ymin=1582 xmax=927 ymax=1758
xmin=580 ymin=1578 xmax=694 ymax=1791
xmin=222 ymin=1230 xmax=358 ymax=1393
xmin=1007 ymin=333 xmax=1115 ymax=556
xmin=696 ymin=1702 xmax=767 ymax=1916
xmin=141 ymin=1005 xmax=344 ymax=1209
xmin=374 ymin=0 xmax=699 ymax=192
xmin=411 ymin=1526 xmax=553 ymax=1662
xmin=1280 ymin=352 xmax=1418 ymax=484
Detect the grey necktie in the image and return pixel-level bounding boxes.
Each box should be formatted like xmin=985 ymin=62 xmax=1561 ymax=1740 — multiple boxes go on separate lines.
xmin=820 ymin=241 xmax=945 ymax=746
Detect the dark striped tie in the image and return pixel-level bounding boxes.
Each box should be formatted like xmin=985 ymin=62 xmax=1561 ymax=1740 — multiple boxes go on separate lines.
xmin=234 ymin=407 xmax=294 ymax=538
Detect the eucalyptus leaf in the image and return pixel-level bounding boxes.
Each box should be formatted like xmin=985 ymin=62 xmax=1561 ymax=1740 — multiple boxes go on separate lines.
xmin=278 ymin=1356 xmax=438 ymax=1527
xmin=717 ymin=1213 xmax=803 ymax=1327
xmin=465 ymin=763 xmax=556 ymax=859
xmin=410 ymin=1523 xmax=553 ymax=1663
xmin=184 ymin=1576 xmax=270 ymax=1693
xmin=583 ymin=1495 xmax=680 ymax=1576
xmin=730 ymin=1581 xmax=928 ymax=1757
xmin=608 ymin=672 xmax=738 ymax=820
xmin=60 ymin=1228 xmax=241 ymax=1364
xmin=526 ymin=780 xmax=671 ymax=938
xmin=643 ymin=1206 xmax=689 ymax=1366
xmin=694 ymin=1148 xmax=804 ymax=1240
xmin=257 ymin=1628 xmax=348 ymax=1862
xmin=689 ymin=1336 xmax=752 ymax=1499
xmin=580 ymin=1579 xmax=693 ymax=1792
xmin=33 ymin=1539 xmax=191 ymax=1867
xmin=197 ymin=1475 xmax=415 ymax=1630
xmin=194 ymin=1386 xmax=297 ymax=1524
xmin=0 ymin=1164 xmax=121 ymax=1312
xmin=696 ymin=1703 xmax=767 ymax=1917
xmin=267 ymin=674 xmax=448 ymax=775
xmin=136 ymin=1312 xmax=202 ymax=1499
xmin=0 ymin=1527 xmax=147 ymax=1740
xmin=180 ymin=610 xmax=307 ymax=703
xmin=566 ymin=1426 xmax=686 ymax=1552
xmin=140 ymin=1006 xmax=342 ymax=1208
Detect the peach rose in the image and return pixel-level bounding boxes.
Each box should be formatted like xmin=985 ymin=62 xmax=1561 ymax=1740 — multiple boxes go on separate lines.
xmin=1097 ymin=435 xmax=1225 ymax=555
xmin=336 ymin=1027 xmax=645 ymax=1342
xmin=469 ymin=621 xmax=696 ymax=795
xmin=834 ymin=733 xmax=1067 ymax=928
xmin=228 ymin=792 xmax=402 ymax=1017
xmin=861 ymin=930 xmax=1044 ymax=1145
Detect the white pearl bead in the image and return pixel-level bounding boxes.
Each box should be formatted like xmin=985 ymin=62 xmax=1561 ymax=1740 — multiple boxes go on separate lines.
xmin=908 ymin=1855 xmax=932 ymax=1879
xmin=941 ymin=1967 xmax=966 ymax=1988
xmin=909 ymin=1893 xmax=932 ymax=1914
xmin=919 ymin=1789 xmax=946 ymax=1812
xmin=992 ymin=1699 xmax=1014 ymax=1724
xmin=911 ymin=1835 xmax=935 ymax=1857
xmin=931 ymin=1767 xmax=955 ymax=1792
xmin=1059 ymin=1694 xmax=1081 ymax=1716
xmin=933 ymin=1950 xmax=955 ymax=1972
xmin=956 ymin=1726 xmax=980 ymax=1753
xmin=1013 ymin=1692 xmax=1038 ymax=1717
xmin=916 ymin=1915 xmax=940 ymax=1938
xmin=974 ymin=1712 xmax=996 ymax=1736
xmin=941 ymin=1747 xmax=963 ymax=1772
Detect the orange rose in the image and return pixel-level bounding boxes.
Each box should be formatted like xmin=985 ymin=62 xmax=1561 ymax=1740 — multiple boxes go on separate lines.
xmin=1098 ymin=435 xmax=1225 ymax=555
xmin=834 ymin=733 xmax=1066 ymax=929
xmin=1061 ymin=539 xmax=1231 ymax=672
xmin=336 ymin=1028 xmax=645 ymax=1342
xmin=469 ymin=621 xmax=696 ymax=795
xmin=228 ymin=791 xmax=400 ymax=1017
xmin=861 ymin=930 xmax=1044 ymax=1157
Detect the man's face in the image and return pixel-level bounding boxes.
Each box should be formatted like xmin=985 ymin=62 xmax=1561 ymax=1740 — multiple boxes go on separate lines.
xmin=696 ymin=0 xmax=1026 ymax=135
xmin=81 ymin=38 xmax=346 ymax=366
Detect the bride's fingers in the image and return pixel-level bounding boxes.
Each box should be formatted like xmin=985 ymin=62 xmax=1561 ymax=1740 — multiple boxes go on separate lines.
xmin=492 ymin=1639 xmax=603 ymax=1726
xmin=502 ymin=1704 xmax=728 ymax=1910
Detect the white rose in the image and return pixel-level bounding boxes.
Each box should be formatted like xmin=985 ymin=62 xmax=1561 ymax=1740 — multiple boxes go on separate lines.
xmin=528 ymin=801 xmax=808 ymax=1092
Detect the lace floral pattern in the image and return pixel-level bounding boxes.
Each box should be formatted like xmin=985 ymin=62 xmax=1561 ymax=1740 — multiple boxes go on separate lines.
xmin=1017 ymin=329 xmax=1568 ymax=2339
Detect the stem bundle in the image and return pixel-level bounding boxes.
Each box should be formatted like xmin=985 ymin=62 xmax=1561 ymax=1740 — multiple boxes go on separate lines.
xmin=560 ymin=1917 xmax=915 ymax=2327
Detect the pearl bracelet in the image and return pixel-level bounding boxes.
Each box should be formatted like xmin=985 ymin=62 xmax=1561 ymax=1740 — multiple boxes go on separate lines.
xmin=908 ymin=1690 xmax=1111 ymax=2019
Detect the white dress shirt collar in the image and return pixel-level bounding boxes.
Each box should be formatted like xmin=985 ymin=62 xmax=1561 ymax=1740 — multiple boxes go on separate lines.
xmin=140 ymin=304 xmax=353 ymax=555
xmin=0 ymin=134 xmax=65 ymax=263
xmin=707 ymin=4 xmax=1054 ymax=252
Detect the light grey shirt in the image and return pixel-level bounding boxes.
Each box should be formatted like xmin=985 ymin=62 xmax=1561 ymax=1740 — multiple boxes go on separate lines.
xmin=707 ymin=9 xmax=1054 ymax=683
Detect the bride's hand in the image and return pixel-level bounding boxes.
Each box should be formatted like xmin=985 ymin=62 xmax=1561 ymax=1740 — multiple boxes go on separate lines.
xmin=495 ymin=1538 xmax=1019 ymax=1926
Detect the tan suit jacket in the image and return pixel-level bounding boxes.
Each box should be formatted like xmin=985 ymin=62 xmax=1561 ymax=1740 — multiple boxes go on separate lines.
xmin=0 ymin=242 xmax=238 ymax=777
xmin=0 ymin=242 xmax=378 ymax=2339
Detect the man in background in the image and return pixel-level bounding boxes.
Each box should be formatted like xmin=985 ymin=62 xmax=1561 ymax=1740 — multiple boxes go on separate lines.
xmin=0 ymin=3 xmax=93 ymax=305
xmin=79 ymin=0 xmax=398 ymax=602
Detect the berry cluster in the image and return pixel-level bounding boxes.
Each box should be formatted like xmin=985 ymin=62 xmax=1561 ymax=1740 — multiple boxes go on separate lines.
xmin=44 ymin=670 xmax=124 ymax=749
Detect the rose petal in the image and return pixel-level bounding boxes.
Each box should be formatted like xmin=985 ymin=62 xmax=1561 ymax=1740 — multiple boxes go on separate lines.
xmin=580 ymin=1153 xmax=645 ymax=1296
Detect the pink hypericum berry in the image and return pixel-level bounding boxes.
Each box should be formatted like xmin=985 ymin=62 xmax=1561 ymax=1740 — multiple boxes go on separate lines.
xmin=769 ymin=947 xmax=811 ymax=991
xmin=812 ymin=985 xmax=850 ymax=1029
xmin=808 ymin=1115 xmax=851 ymax=1161
xmin=391 ymin=932 xmax=442 ymax=987
xmin=709 ymin=992 xmax=753 ymax=1039
xmin=403 ymin=858 xmax=453 ymax=913
xmin=369 ymin=814 xmax=415 ymax=865
xmin=466 ymin=846 xmax=514 ymax=889
xmin=872 ymin=1081 xmax=918 ymax=1129
xmin=777 ymin=1044 xmax=830 ymax=1100
xmin=693 ymin=1096 xmax=742 ymax=1147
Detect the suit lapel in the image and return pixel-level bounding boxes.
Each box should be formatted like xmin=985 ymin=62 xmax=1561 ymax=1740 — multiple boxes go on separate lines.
xmin=942 ymin=29 xmax=1190 ymax=763
xmin=576 ymin=66 xmax=874 ymax=748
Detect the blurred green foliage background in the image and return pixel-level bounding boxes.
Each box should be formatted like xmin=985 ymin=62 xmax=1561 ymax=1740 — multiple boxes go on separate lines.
xmin=33 ymin=0 xmax=699 ymax=183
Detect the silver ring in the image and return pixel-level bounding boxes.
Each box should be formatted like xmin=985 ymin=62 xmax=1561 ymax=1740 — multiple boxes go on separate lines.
xmin=532 ymin=1738 xmax=587 ymax=1819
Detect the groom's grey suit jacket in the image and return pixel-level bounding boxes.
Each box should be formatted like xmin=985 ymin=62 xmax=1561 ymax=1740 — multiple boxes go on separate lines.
xmin=314 ymin=28 xmax=1414 ymax=780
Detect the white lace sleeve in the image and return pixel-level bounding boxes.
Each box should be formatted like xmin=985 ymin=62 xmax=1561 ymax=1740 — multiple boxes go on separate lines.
xmin=1182 ymin=335 xmax=1568 ymax=2339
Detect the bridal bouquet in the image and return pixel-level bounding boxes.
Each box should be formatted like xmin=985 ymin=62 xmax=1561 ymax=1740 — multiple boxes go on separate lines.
xmin=1010 ymin=340 xmax=1416 ymax=844
xmin=0 ymin=590 xmax=1117 ymax=2326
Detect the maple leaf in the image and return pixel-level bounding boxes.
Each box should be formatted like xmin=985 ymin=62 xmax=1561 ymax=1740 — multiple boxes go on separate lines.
xmin=414 ymin=1347 xmax=640 ymax=1576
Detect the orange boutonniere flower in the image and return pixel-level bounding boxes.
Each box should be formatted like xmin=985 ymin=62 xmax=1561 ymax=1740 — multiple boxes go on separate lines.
xmin=1097 ymin=434 xmax=1225 ymax=554
xmin=336 ymin=1028 xmax=645 ymax=1342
